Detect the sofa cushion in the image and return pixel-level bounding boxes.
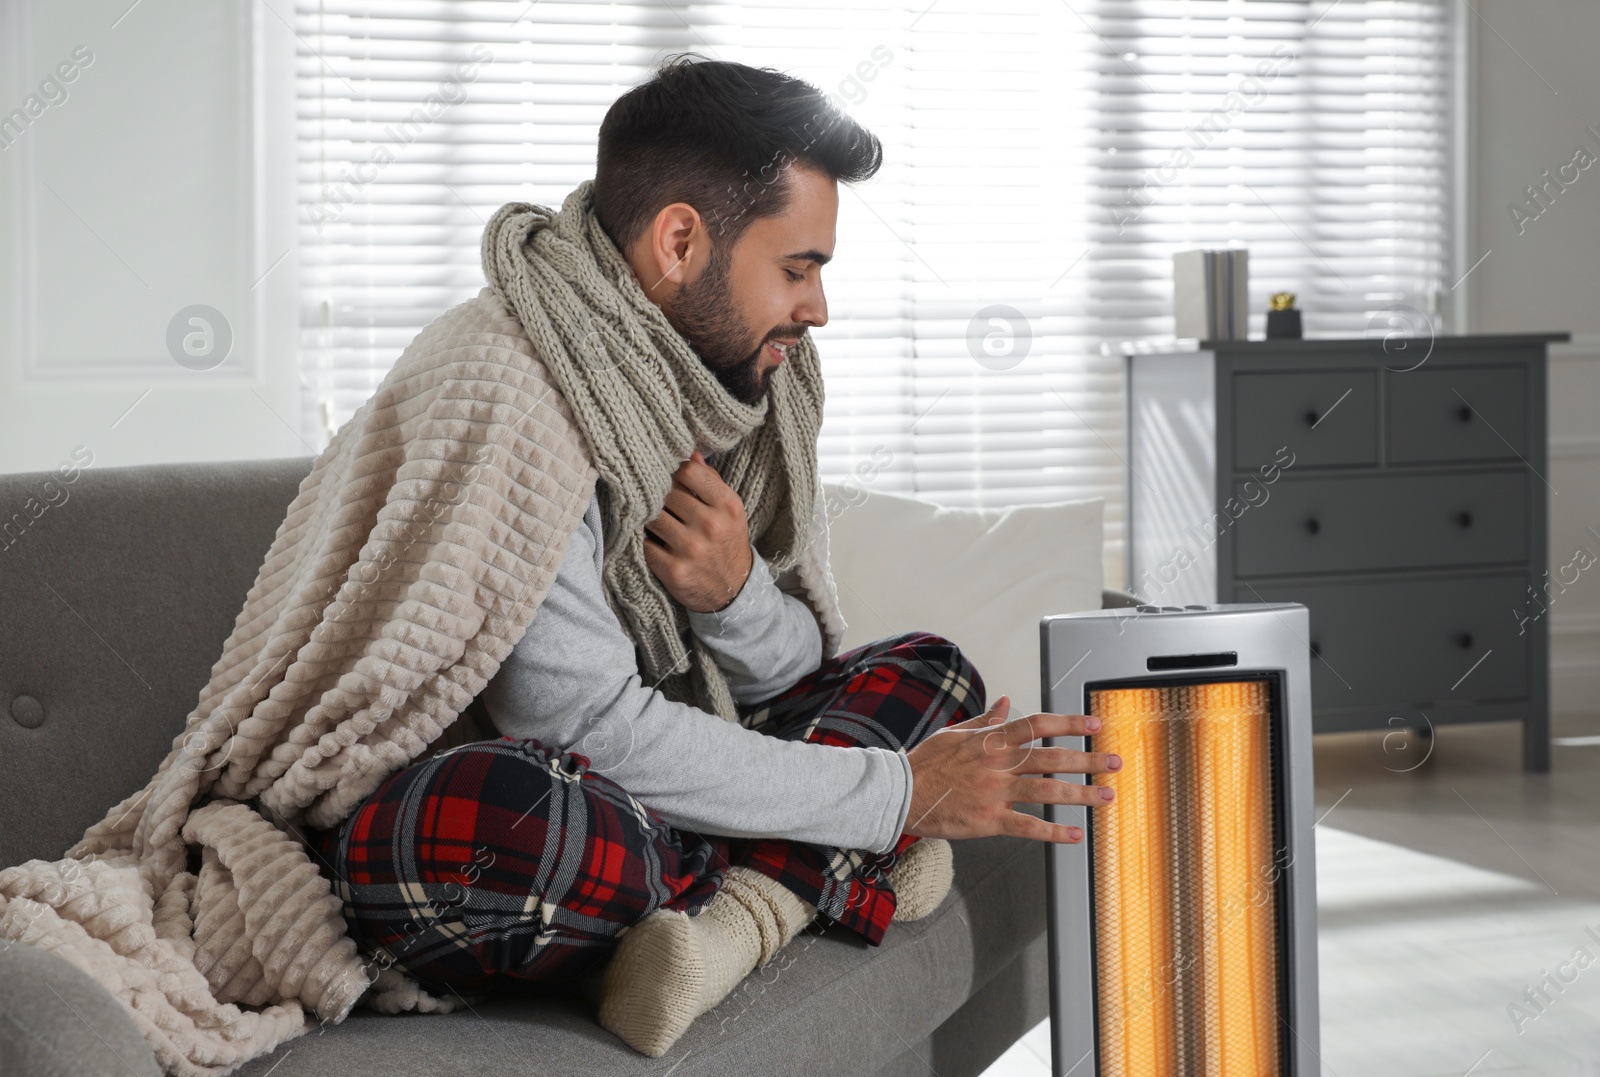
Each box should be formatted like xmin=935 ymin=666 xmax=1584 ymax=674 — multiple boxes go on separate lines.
xmin=0 ymin=458 xmax=312 ymax=869
xmin=824 ymin=484 xmax=1104 ymax=715
xmin=0 ymin=942 xmax=163 ymax=1077
xmin=232 ymin=831 xmax=1046 ymax=1077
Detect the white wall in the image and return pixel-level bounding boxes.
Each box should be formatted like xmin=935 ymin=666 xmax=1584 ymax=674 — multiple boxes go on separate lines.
xmin=1468 ymin=1 xmax=1600 ymax=713
xmin=0 ymin=0 xmax=303 ymax=479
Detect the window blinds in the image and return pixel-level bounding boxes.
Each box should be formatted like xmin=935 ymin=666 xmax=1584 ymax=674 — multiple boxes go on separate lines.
xmin=295 ymin=1 xmax=1454 ymax=585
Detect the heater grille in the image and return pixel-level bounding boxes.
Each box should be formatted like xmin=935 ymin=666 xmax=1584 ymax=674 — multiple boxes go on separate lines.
xmin=1088 ymin=680 xmax=1283 ymax=1076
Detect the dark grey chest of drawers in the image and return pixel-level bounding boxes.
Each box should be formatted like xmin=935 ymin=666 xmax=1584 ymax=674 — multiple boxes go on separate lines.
xmin=1125 ymin=334 xmax=1565 ymax=771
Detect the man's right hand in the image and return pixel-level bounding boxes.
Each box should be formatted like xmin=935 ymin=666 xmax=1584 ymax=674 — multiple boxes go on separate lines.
xmin=902 ymin=696 xmax=1120 ymax=844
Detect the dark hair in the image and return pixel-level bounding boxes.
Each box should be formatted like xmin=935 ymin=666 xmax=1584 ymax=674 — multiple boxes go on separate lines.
xmin=594 ymin=55 xmax=883 ymax=252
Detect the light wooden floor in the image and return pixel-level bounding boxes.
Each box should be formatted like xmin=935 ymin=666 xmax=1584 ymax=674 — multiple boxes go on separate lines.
xmin=981 ymin=715 xmax=1600 ymax=1077
xmin=1310 ymin=713 xmax=1600 ymax=904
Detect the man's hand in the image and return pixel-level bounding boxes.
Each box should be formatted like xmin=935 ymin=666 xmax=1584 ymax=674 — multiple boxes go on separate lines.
xmin=903 ymin=696 xmax=1121 ymax=844
xmin=644 ymin=451 xmax=754 ymax=613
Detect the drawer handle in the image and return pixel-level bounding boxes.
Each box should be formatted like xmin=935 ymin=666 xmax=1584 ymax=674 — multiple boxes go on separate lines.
xmin=1455 ymin=632 xmax=1474 ymax=650
xmin=1303 ymin=409 xmax=1319 ymax=427
xmin=1456 ymin=510 xmax=1473 ymax=529
xmin=1457 ymin=404 xmax=1474 ymax=423
xmin=1304 ymin=517 xmax=1321 ymax=536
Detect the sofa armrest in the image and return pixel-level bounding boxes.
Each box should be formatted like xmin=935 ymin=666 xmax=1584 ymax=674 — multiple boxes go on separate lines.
xmin=0 ymin=942 xmax=162 ymax=1077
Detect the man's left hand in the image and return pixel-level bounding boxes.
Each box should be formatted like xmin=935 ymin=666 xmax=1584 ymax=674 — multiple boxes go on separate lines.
xmin=644 ymin=451 xmax=754 ymax=613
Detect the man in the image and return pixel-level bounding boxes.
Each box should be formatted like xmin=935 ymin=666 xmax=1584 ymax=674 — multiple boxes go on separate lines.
xmin=312 ymin=55 xmax=1121 ymax=1057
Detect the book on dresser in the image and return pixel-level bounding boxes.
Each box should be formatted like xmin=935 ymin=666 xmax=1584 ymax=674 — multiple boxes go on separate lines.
xmin=1124 ymin=333 xmax=1566 ymax=771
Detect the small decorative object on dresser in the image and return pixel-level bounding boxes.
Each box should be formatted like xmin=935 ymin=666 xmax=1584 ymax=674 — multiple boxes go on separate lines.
xmin=1265 ymin=291 xmax=1302 ymax=339
xmin=1124 ymin=333 xmax=1568 ymax=771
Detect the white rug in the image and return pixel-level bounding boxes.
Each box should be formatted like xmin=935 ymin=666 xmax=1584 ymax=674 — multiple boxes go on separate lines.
xmin=982 ymin=827 xmax=1600 ymax=1076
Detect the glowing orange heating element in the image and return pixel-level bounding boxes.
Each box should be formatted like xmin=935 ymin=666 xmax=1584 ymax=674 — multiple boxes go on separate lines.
xmin=1089 ymin=681 xmax=1281 ymax=1076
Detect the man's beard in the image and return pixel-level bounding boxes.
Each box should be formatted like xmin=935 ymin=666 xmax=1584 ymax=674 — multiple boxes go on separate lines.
xmin=667 ymin=246 xmax=797 ymax=406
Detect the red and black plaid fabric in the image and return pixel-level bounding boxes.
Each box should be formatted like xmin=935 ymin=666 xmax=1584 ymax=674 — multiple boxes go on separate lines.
xmin=725 ymin=631 xmax=985 ymax=940
xmin=309 ymin=631 xmax=984 ymax=995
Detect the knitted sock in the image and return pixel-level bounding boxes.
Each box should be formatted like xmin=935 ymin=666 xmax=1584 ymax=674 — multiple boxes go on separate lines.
xmin=889 ymin=838 xmax=954 ymax=922
xmin=597 ymin=867 xmax=815 ymax=1057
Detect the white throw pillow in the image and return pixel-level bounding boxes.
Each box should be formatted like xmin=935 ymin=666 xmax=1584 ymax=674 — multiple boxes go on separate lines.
xmin=822 ymin=484 xmax=1104 ymax=717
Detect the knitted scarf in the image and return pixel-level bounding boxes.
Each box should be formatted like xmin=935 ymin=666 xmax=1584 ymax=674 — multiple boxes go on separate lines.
xmin=480 ymin=181 xmax=827 ymax=719
xmin=0 ymin=185 xmax=845 ymax=1076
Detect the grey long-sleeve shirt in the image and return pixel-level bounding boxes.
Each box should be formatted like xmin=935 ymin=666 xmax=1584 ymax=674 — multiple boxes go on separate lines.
xmin=478 ymin=495 xmax=915 ymax=854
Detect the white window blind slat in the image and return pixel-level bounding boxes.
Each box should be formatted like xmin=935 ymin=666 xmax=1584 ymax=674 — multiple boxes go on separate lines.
xmin=296 ymin=0 xmax=1453 ymax=588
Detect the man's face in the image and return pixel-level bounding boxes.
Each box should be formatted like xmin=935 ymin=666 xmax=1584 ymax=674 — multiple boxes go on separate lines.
xmin=665 ymin=164 xmax=836 ymax=404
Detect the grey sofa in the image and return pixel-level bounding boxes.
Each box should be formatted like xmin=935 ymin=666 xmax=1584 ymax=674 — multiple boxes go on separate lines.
xmin=0 ymin=458 xmax=1113 ymax=1077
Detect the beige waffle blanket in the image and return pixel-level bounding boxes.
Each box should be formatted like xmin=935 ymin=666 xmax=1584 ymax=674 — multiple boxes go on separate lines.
xmin=0 ymin=173 xmax=846 ymax=1073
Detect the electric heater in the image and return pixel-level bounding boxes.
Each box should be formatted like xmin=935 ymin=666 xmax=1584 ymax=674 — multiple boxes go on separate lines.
xmin=1041 ymin=603 xmax=1319 ymax=1077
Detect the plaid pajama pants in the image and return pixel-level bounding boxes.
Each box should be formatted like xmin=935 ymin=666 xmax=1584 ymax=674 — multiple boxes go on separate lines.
xmin=308 ymin=631 xmax=985 ymax=996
